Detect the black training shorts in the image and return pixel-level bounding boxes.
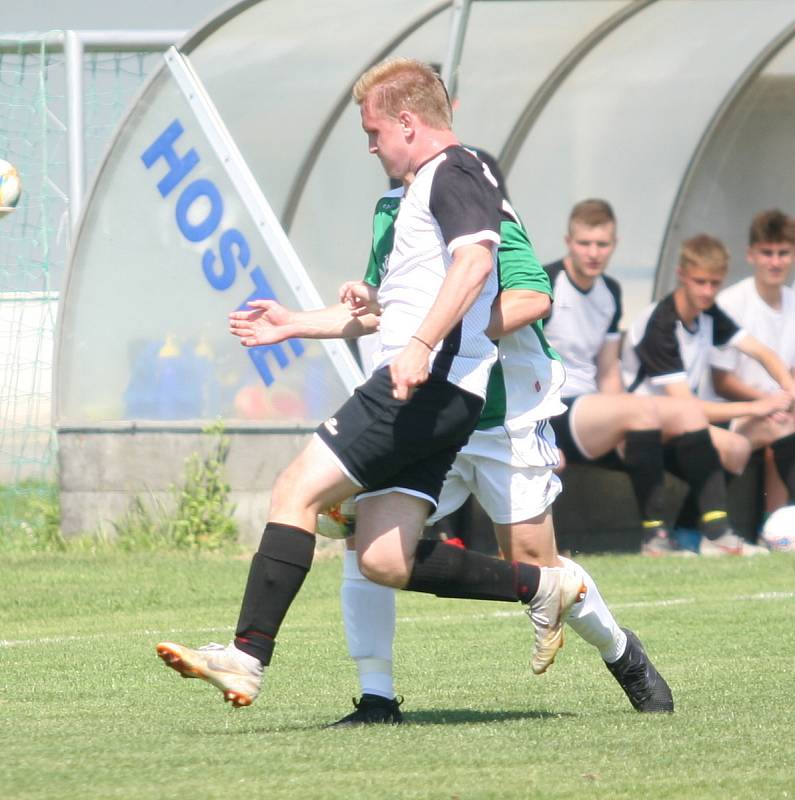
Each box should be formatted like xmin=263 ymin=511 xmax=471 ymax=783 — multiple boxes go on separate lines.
xmin=315 ymin=367 xmax=483 ymax=506
xmin=549 ymin=397 xmax=624 ymax=468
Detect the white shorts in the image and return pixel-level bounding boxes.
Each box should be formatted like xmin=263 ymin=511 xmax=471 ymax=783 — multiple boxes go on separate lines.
xmin=428 ymin=424 xmax=562 ymax=525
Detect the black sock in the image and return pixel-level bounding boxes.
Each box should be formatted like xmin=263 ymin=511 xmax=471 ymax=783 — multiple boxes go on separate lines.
xmin=234 ymin=522 xmax=315 ymax=665
xmin=667 ymin=429 xmax=731 ymax=539
xmin=623 ymin=430 xmax=666 ymax=537
xmin=772 ymin=433 xmax=795 ymax=502
xmin=405 ymin=539 xmax=540 ymax=603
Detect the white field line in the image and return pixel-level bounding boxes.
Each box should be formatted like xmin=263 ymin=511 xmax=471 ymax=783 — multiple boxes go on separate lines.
xmin=1 ymin=591 xmax=792 ymax=649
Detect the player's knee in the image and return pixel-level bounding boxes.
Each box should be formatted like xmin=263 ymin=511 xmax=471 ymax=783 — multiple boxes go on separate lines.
xmin=674 ymin=396 xmax=708 ymax=431
xmin=268 ymin=470 xmax=295 ymax=516
xmin=358 ymin=550 xmax=407 ymax=588
xmin=626 ymin=395 xmax=660 ymax=430
xmin=269 ymin=467 xmax=320 ymax=518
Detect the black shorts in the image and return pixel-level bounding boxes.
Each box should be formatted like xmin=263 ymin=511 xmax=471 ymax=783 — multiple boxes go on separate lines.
xmin=550 ymin=397 xmax=624 ymax=469
xmin=315 ymin=367 xmax=483 ymax=506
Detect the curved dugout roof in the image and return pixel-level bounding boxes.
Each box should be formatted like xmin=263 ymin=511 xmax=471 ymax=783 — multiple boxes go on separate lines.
xmin=56 ymin=0 xmax=795 ymax=426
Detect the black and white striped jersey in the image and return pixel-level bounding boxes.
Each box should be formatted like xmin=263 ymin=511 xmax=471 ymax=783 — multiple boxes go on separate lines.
xmin=622 ymin=293 xmax=746 ymax=395
xmin=372 ymin=145 xmax=501 ymax=399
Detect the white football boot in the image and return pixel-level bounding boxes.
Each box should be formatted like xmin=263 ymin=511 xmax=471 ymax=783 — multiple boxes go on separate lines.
xmin=156 ymin=641 xmax=263 ymax=707
xmin=526 ymin=565 xmax=587 ymax=675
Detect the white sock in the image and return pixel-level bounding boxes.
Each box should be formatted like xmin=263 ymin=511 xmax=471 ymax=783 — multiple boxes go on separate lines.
xmin=559 ymin=555 xmax=626 ymax=663
xmin=341 ymin=550 xmax=396 ymax=699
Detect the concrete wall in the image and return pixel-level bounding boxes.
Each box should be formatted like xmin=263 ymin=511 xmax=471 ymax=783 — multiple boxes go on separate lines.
xmin=57 ymin=422 xmax=319 ymax=549
xmin=58 ymin=423 xmax=765 ymax=554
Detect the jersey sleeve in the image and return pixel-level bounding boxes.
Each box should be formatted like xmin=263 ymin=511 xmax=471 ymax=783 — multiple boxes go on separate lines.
xmin=363 ymin=194 xmax=401 ymax=286
xmin=363 ymin=244 xmax=380 ymax=287
xmin=429 ymin=152 xmax=501 ymax=255
xmin=604 ymin=275 xmax=623 ymax=339
xmin=706 ymin=304 xmax=742 ymax=346
xmin=469 ymin=147 xmax=509 ymax=201
xmin=633 ymin=301 xmax=687 ymax=385
xmin=496 ymin=221 xmax=551 ymax=294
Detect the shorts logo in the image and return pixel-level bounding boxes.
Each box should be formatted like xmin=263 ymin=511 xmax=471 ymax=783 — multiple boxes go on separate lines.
xmin=323 ymin=417 xmax=339 ymax=436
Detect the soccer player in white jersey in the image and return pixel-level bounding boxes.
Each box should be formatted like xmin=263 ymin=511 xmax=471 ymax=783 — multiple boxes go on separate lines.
xmin=543 ymin=200 xmax=749 ymax=556
xmin=708 ymin=211 xmax=795 ymax=515
xmin=155 ymin=58 xmax=585 ymax=711
xmin=622 ymin=234 xmax=795 ymax=554
xmin=329 ymin=179 xmax=672 ymax=725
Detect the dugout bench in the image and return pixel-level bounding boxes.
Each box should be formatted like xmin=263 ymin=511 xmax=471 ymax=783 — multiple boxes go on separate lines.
xmin=436 ymin=450 xmax=766 ymax=555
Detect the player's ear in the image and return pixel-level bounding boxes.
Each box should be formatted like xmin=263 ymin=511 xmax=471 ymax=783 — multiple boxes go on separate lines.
xmin=398 ymin=111 xmax=413 ymax=134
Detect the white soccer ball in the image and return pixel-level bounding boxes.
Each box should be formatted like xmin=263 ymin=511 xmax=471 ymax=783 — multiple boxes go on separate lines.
xmin=0 ymin=159 xmax=22 ymax=209
xmin=760 ymin=505 xmax=795 ymax=552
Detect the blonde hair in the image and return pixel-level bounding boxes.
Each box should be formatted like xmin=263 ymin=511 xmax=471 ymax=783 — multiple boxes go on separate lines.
xmin=352 ymin=57 xmax=452 ymax=129
xmin=679 ymin=234 xmax=729 ymax=275
xmin=568 ymin=198 xmax=615 ymax=231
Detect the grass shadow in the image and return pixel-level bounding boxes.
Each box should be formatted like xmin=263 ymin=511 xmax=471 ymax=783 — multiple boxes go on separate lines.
xmin=199 ymin=707 xmax=575 ymax=736
xmin=402 ymin=708 xmax=577 ymax=725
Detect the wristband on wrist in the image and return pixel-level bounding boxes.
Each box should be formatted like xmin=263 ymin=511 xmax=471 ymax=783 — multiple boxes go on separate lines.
xmin=411 ymin=334 xmax=433 ymax=351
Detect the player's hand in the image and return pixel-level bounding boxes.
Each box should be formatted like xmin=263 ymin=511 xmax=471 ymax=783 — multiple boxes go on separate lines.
xmin=339 ymin=281 xmax=380 ymax=317
xmin=389 ymin=338 xmax=431 ymax=401
xmin=228 ymin=299 xmax=292 ymax=347
xmin=752 ymin=391 xmax=793 ymax=418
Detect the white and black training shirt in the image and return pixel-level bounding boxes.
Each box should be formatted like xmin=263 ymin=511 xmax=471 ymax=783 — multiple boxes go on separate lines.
xmin=711 ymin=277 xmax=795 ymax=394
xmin=622 ymin=293 xmax=747 ymax=395
xmin=373 ymin=145 xmax=501 ymax=399
xmin=541 ymin=260 xmax=622 ymax=398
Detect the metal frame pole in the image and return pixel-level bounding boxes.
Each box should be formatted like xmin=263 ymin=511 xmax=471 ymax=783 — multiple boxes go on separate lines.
xmin=64 ymin=31 xmax=85 ymax=235
xmin=441 ymin=0 xmax=472 ymax=101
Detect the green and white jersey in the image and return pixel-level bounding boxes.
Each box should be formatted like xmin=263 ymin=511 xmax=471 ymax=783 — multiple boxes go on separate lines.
xmin=364 ymin=187 xmax=565 ymax=433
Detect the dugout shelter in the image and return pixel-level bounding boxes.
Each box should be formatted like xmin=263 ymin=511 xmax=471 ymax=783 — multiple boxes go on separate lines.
xmin=47 ymin=0 xmax=795 ymax=541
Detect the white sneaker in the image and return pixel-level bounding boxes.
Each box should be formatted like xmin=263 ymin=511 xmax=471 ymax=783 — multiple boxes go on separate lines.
xmin=526 ymin=566 xmax=587 ymax=675
xmin=156 ymin=641 xmax=263 ymax=707
xmin=700 ymin=530 xmax=770 ymax=557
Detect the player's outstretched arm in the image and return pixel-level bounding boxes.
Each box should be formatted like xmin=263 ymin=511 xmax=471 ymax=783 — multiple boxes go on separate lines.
xmin=228 ymin=299 xmax=378 ymax=348
xmin=485 ymin=289 xmax=550 ymax=339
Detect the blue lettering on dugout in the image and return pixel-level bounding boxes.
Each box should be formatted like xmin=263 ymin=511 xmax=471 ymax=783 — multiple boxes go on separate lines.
xmin=141 ymin=118 xmax=303 ymax=387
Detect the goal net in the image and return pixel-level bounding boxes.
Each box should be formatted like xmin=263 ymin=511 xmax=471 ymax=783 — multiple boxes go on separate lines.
xmin=0 ymin=34 xmax=160 ymax=527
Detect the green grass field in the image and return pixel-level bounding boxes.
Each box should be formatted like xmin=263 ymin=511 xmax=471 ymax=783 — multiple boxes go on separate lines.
xmin=2 ymin=550 xmax=793 ymax=800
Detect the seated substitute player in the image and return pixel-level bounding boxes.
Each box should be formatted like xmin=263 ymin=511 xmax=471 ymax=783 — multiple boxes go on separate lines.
xmin=709 ymin=210 xmax=795 ymax=514
xmin=155 ymin=58 xmax=585 ymax=710
xmin=622 ymin=233 xmax=795 ymax=555
xmin=328 ymin=175 xmax=672 ymax=726
xmin=543 ymin=199 xmax=749 ymax=556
